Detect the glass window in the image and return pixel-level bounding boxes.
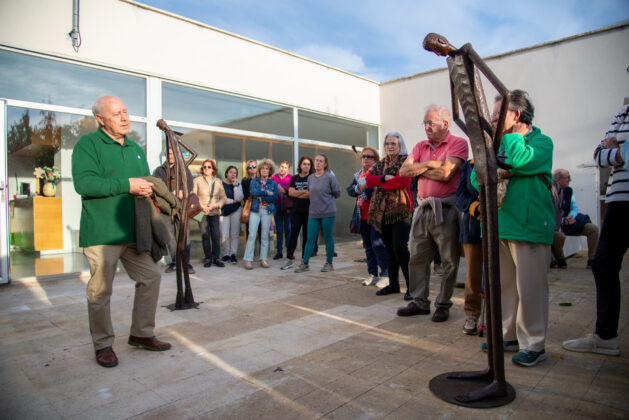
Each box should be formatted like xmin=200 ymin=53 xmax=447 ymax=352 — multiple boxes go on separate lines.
xmin=0 ymin=49 xmax=146 ymax=115
xmin=298 ymin=110 xmax=378 ymax=147
xmin=163 ymin=83 xmax=293 ymax=137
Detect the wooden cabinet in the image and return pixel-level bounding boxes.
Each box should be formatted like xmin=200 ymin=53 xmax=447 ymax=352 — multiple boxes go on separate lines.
xmin=11 ymin=197 xmax=63 ymax=251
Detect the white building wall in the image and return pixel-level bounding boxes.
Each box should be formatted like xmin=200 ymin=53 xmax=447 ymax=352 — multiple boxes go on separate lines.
xmin=380 ymin=24 xmax=629 ymax=229
xmin=0 ymin=0 xmax=380 ymax=124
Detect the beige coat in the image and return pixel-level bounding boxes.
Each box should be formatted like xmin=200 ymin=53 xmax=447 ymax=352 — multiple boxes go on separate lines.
xmin=193 ymin=175 xmax=226 ymax=216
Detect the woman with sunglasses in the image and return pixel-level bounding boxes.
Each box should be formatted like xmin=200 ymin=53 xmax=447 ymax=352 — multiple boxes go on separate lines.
xmin=193 ymin=159 xmax=226 ymax=268
xmin=243 ymin=158 xmax=278 ymax=269
xmin=348 ymin=147 xmax=388 ymax=287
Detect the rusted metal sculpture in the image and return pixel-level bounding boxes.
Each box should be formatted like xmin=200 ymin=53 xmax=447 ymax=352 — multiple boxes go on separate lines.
xmin=423 ymin=33 xmax=515 ymax=407
xmin=157 ymin=119 xmax=200 ymax=310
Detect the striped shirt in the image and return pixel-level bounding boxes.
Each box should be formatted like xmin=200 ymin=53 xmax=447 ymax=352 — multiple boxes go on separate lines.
xmin=595 ymin=104 xmax=629 ymax=203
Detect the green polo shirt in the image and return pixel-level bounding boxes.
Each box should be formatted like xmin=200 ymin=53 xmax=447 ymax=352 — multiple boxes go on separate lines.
xmin=72 ymin=127 xmax=149 ymax=247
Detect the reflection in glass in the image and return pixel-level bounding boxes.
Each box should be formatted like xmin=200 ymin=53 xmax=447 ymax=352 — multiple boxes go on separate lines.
xmin=298 ymin=110 xmax=378 ymax=147
xmin=0 ymin=49 xmax=146 ymax=115
xmin=163 ymin=83 xmax=293 ymax=136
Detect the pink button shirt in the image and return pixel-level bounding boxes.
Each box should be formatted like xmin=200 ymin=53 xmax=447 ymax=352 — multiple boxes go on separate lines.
xmin=410 ymin=132 xmax=469 ymax=199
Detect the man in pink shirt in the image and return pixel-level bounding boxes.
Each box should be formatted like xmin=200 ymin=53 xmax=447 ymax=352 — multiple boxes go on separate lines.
xmin=397 ymin=105 xmax=469 ymax=322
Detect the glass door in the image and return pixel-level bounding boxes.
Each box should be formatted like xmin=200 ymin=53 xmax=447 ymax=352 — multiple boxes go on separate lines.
xmin=0 ymin=100 xmax=10 ymax=283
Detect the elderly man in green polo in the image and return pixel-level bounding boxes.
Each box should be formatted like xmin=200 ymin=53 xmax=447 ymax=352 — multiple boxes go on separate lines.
xmin=72 ymin=95 xmax=171 ymax=368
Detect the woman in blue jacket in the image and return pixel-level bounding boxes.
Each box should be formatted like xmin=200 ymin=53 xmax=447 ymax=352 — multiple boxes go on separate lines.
xmin=243 ymin=158 xmax=278 ymax=269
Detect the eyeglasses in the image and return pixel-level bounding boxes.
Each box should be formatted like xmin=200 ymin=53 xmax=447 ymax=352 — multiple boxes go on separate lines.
xmin=361 ymin=155 xmax=376 ymax=159
xmin=247 ymin=165 xmax=257 ymax=169
xmin=423 ymin=120 xmax=443 ymax=127
xmin=384 ymin=142 xmax=398 ymax=147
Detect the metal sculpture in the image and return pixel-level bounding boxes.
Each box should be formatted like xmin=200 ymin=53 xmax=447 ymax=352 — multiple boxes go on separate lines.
xmin=422 ymin=33 xmax=515 ymax=407
xmin=157 ymin=119 xmax=200 ymax=310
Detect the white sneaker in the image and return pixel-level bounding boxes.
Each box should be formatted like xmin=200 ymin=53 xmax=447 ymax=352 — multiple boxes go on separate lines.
xmin=562 ymin=333 xmax=620 ymax=356
xmin=375 ymin=276 xmax=389 ymax=288
xmin=362 ymin=275 xmax=377 ymax=286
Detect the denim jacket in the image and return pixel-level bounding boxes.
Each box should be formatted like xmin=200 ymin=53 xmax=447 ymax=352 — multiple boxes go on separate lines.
xmin=249 ymin=177 xmax=278 ymax=214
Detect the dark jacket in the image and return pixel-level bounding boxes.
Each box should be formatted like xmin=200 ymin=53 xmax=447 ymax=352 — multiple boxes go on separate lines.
xmin=152 ymin=162 xmax=194 ymax=194
xmin=455 ymin=160 xmax=481 ymax=244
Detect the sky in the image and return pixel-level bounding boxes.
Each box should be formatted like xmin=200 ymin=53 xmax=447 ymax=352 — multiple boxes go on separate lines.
xmin=139 ymin=0 xmax=629 ymax=82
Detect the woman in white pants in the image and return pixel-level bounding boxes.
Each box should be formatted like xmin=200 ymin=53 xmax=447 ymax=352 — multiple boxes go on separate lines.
xmin=220 ymin=165 xmax=244 ymax=264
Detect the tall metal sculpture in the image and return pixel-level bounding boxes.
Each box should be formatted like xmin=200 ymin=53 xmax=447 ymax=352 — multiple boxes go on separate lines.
xmin=157 ymin=119 xmax=200 ymax=310
xmin=422 ymin=33 xmax=515 ymax=407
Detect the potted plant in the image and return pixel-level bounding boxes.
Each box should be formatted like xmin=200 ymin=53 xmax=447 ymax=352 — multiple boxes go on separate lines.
xmin=34 ymin=166 xmax=60 ymax=197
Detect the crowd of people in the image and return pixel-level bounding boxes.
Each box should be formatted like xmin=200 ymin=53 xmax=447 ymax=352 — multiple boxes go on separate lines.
xmin=74 ymin=93 xmax=626 ymax=369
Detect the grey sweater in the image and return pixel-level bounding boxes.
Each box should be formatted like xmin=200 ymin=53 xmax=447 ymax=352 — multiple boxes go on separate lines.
xmin=307 ymin=171 xmax=341 ymax=218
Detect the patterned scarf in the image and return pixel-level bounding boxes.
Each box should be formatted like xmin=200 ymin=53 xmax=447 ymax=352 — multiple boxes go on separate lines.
xmin=367 ymin=154 xmax=412 ymax=233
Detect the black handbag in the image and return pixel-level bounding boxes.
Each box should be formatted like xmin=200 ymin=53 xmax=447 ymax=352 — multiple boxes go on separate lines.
xmin=562 ymin=213 xmax=591 ymax=236
xmin=349 ymin=203 xmax=361 ymax=234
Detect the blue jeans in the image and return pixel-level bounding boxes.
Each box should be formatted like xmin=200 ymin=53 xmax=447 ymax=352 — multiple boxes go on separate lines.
xmin=303 ymin=217 xmax=335 ymax=264
xmin=244 ymin=209 xmax=273 ymax=261
xmin=274 ymin=211 xmax=291 ymax=255
xmin=360 ymin=219 xmax=388 ymax=277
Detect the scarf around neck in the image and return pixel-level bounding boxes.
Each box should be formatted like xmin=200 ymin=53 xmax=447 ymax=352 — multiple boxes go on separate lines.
xmin=367 ymin=154 xmax=411 ymax=232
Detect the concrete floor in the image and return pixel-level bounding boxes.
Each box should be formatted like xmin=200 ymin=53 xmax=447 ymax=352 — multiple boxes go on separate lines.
xmin=0 ymin=242 xmax=627 ymax=419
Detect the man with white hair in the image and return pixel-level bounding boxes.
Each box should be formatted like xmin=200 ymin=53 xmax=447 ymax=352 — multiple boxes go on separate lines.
xmin=72 ymin=95 xmax=171 ymax=368
xmin=397 ymin=105 xmax=468 ymax=322
xmin=550 ymin=168 xmax=599 ymax=269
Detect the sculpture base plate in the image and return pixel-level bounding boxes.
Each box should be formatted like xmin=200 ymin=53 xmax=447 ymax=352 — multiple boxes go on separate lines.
xmin=429 ymin=372 xmax=515 ymax=408
xmin=165 ymin=302 xmax=200 ymax=311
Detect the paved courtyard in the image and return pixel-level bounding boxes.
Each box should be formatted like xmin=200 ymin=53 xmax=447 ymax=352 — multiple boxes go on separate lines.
xmin=1 ymin=241 xmax=627 ymax=419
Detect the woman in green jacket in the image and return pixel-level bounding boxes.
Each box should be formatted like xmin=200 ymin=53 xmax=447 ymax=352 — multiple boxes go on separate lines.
xmin=473 ymin=89 xmax=554 ymax=367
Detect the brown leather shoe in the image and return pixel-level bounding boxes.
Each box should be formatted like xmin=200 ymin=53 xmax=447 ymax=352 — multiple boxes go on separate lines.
xmin=95 ymin=346 xmax=118 ymax=368
xmin=128 ymin=336 xmax=172 ymax=351
xmin=397 ymin=301 xmax=430 ymax=317
xmin=432 ymin=307 xmax=449 ymax=322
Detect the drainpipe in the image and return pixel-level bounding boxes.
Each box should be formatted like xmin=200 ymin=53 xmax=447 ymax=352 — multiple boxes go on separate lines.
xmin=68 ymin=0 xmax=81 ymax=52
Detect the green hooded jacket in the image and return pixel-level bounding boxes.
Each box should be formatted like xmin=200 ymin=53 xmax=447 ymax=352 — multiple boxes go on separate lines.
xmin=472 ymin=126 xmax=554 ymax=245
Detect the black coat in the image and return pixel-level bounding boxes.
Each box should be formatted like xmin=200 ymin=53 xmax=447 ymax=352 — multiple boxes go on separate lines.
xmin=455 ymin=160 xmax=481 ymax=244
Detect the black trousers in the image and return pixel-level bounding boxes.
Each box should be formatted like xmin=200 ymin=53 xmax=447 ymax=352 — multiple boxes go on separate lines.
xmin=287 ymin=212 xmax=308 ymax=260
xmin=592 ymin=201 xmax=629 ymax=340
xmin=200 ymin=214 xmax=221 ymax=261
xmin=380 ymin=218 xmax=411 ymax=291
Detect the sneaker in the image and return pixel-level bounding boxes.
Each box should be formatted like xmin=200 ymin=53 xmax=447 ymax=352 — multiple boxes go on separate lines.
xmin=203 ymin=259 xmax=212 ymax=268
xmin=557 ymin=258 xmax=567 ymax=269
xmin=362 ymin=274 xmax=377 ymax=286
xmin=165 ymin=263 xmax=176 ymax=273
xmin=244 ymin=261 xmax=253 ymax=270
xmin=213 ymin=259 xmax=225 ymax=268
xmin=273 ymin=253 xmax=283 ymax=260
xmin=562 ymin=333 xmax=620 ymax=356
xmin=221 ymin=255 xmax=230 ymax=262
xmin=230 ymin=254 xmax=238 ymax=264
xmin=481 ymin=340 xmax=519 ymax=353
xmin=375 ymin=276 xmax=389 ymax=288
xmin=281 ymin=260 xmax=294 ymax=270
xmin=295 ymin=263 xmax=310 ymax=273
xmin=260 ymin=260 xmax=270 ymax=268
xmin=321 ymin=262 xmax=334 ymax=272
xmin=512 ymin=349 xmax=548 ymax=367
xmin=187 ymin=264 xmax=195 ymax=274
xmin=462 ymin=316 xmax=478 ymax=335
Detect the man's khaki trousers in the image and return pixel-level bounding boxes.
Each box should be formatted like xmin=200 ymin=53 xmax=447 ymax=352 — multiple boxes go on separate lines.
xmin=83 ymin=243 xmax=162 ymax=351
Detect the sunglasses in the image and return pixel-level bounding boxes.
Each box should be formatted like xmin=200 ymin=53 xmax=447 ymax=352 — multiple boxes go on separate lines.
xmin=361 ymin=155 xmax=376 ymax=159
xmin=202 ymin=165 xmax=213 ymax=169
xmin=247 ymin=165 xmax=257 ymax=169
